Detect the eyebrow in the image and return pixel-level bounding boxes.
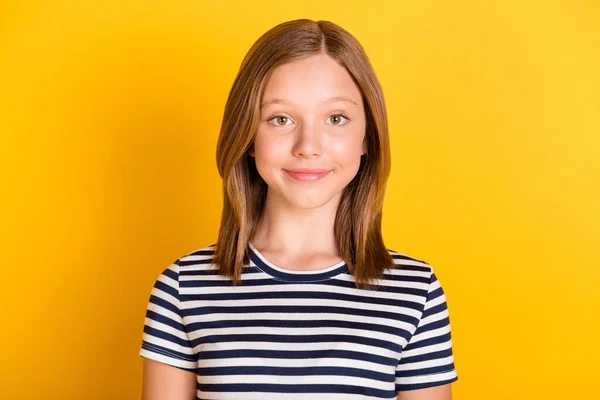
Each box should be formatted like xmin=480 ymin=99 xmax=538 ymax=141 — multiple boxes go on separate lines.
xmin=260 ymin=96 xmax=359 ymax=108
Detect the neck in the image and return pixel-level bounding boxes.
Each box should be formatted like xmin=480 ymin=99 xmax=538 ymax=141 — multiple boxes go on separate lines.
xmin=251 ymin=189 xmax=341 ymax=257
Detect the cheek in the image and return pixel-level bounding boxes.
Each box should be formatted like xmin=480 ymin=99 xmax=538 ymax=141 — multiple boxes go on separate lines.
xmin=328 ymin=132 xmax=365 ymax=167
xmin=253 ymin=132 xmax=287 ymax=168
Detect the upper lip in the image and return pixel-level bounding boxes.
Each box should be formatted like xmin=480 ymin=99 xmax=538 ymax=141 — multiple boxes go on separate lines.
xmin=284 ymin=168 xmax=331 ymax=174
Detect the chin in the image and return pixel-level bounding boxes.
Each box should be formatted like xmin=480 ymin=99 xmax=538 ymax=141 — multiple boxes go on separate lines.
xmin=282 ymin=190 xmax=341 ymax=210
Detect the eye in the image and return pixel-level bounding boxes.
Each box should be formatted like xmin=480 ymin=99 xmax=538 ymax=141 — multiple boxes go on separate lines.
xmin=266 ymin=113 xmax=350 ymax=127
xmin=327 ymin=114 xmax=350 ymax=126
xmin=267 ymin=115 xmax=293 ymax=126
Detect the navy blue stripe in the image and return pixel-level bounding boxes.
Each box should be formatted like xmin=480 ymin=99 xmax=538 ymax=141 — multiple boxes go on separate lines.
xmin=186 ymin=248 xmax=215 ymax=257
xmin=180 ymin=266 xmax=257 ymax=276
xmin=425 ymin=285 xmax=444 ymax=300
xmin=395 ymin=375 xmax=458 ymax=391
xmin=198 ymin=365 xmax=394 ymax=383
xmin=195 ymin=333 xmax=403 ymax=353
xmin=398 ymin=348 xmax=454 ymax=366
xmin=183 ymin=304 xmax=418 ymax=325
xmin=412 ymin=316 xmax=450 ymax=335
xmin=148 ymin=294 xmax=180 ymax=316
xmin=179 ymin=276 xmax=429 ymax=297
xmin=145 ymin=309 xmax=186 ymax=332
xmin=162 ymin=266 xmax=178 ymax=280
xmin=196 ymin=348 xmax=398 ymax=366
xmin=144 ymin=325 xmax=193 ymax=349
xmin=180 ymin=290 xmax=424 ymax=311
xmin=397 ymin=362 xmax=455 ymax=378
xmin=187 ymin=318 xmax=412 ymax=338
xmin=403 ymin=332 xmax=452 ymax=352
xmin=250 ymin=249 xmax=348 ymax=282
xmin=422 ymin=302 xmax=447 ymax=320
xmin=197 ymin=383 xmax=396 ymax=398
xmin=153 ymin=279 xmax=178 ymax=298
xmin=381 ymin=273 xmax=430 ymax=283
xmin=141 ymin=341 xmax=196 ymax=362
xmin=390 ymin=253 xmax=427 ymax=264
xmin=179 ymin=258 xmax=216 ymax=267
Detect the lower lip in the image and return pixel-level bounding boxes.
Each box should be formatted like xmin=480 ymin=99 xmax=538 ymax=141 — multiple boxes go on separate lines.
xmin=284 ymin=170 xmax=331 ymax=182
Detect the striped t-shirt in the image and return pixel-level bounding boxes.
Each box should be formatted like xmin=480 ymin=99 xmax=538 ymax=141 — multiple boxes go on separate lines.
xmin=140 ymin=243 xmax=458 ymax=399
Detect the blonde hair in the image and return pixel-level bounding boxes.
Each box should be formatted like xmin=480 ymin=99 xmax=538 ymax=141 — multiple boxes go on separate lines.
xmin=213 ymin=19 xmax=394 ymax=290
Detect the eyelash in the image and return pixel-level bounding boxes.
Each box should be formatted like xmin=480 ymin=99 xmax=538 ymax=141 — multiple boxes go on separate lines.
xmin=266 ymin=113 xmax=351 ymax=127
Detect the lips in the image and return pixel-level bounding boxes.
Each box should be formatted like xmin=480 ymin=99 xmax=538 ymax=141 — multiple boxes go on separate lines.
xmin=284 ymin=168 xmax=331 ymax=182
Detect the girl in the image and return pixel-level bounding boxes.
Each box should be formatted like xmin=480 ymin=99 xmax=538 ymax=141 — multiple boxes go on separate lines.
xmin=140 ymin=19 xmax=458 ymax=400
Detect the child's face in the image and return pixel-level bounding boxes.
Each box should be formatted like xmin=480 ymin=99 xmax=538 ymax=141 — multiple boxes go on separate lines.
xmin=250 ymin=52 xmax=367 ymax=211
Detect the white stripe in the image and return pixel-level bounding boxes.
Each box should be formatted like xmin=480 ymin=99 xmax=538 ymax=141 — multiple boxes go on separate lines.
xmin=395 ymin=369 xmax=457 ymax=385
xmin=197 ymin=373 xmax=391 ymax=391
xmin=139 ymin=348 xmax=196 ymax=369
xmin=200 ymin=356 xmax=392 ymax=373
xmin=155 ymin=267 xmax=179 ymax=289
xmin=401 ymin=340 xmax=453 ymax=359
xmin=180 ymin=271 xmax=270 ymax=281
xmin=196 ymin=340 xmax=400 ymax=359
xmin=385 ymin=268 xmax=431 ymax=278
xmin=146 ymin=300 xmax=182 ymax=325
xmin=183 ymin=297 xmax=423 ymax=318
xmin=185 ymin=312 xmax=415 ymax=335
xmin=335 ymin=274 xmax=429 ymax=290
xmin=198 ymin=392 xmax=395 ymax=400
xmin=142 ymin=333 xmax=194 ymax=356
xmin=189 ymin=326 xmax=408 ymax=347
xmin=179 ymin=283 xmax=427 ymax=304
xmin=419 ymin=308 xmax=449 ymax=326
xmin=423 ymin=291 xmax=446 ymax=310
xmin=408 ymin=325 xmax=451 ymax=345
xmin=397 ymin=355 xmax=455 ymax=371
xmin=144 ymin=317 xmax=188 ymax=341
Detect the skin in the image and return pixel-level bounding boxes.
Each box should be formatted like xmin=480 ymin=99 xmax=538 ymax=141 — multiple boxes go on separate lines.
xmin=141 ymin=358 xmax=196 ymax=400
xmin=141 ymin=53 xmax=452 ymax=399
xmin=248 ymin=52 xmax=367 ymax=270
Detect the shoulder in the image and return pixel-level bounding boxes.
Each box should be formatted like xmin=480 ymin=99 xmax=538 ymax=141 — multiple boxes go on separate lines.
xmin=153 ymin=244 xmax=218 ymax=285
xmin=168 ymin=243 xmax=217 ymax=271
xmin=367 ymin=248 xmax=439 ymax=310
xmin=385 ymin=248 xmax=434 ymax=280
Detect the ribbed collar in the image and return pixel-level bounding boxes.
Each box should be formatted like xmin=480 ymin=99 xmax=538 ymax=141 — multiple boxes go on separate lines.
xmin=248 ymin=243 xmax=349 ymax=282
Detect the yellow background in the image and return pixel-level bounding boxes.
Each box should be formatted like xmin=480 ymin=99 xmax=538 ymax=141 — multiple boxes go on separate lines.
xmin=1 ymin=1 xmax=599 ymax=399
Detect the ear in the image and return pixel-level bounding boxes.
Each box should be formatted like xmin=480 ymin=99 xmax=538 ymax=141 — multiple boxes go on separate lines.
xmin=248 ymin=142 xmax=255 ymax=157
xmin=361 ymin=137 xmax=367 ymax=156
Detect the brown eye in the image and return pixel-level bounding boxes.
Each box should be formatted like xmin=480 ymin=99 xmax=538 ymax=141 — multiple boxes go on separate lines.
xmin=327 ymin=114 xmax=349 ymax=126
xmin=268 ymin=115 xmax=292 ymax=126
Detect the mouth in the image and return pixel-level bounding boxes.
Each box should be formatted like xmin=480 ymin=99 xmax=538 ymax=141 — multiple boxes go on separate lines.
xmin=283 ymin=169 xmax=331 ymax=182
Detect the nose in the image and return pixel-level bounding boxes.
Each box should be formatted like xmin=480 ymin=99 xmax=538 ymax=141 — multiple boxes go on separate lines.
xmin=292 ymin=120 xmax=323 ymax=158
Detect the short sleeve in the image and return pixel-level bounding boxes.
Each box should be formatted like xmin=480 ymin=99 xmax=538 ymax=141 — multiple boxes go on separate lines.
xmin=395 ymin=266 xmax=458 ymax=391
xmin=139 ymin=262 xmax=197 ymax=372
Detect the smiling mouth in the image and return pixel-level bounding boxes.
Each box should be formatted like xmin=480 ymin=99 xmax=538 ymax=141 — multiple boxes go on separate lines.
xmin=283 ymin=169 xmax=331 ymax=182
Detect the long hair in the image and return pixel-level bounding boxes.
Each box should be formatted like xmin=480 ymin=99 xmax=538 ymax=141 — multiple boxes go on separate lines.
xmin=213 ymin=19 xmax=393 ymax=290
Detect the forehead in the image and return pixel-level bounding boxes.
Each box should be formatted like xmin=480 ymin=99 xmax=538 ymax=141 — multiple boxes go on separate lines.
xmin=260 ymin=53 xmax=363 ymax=108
